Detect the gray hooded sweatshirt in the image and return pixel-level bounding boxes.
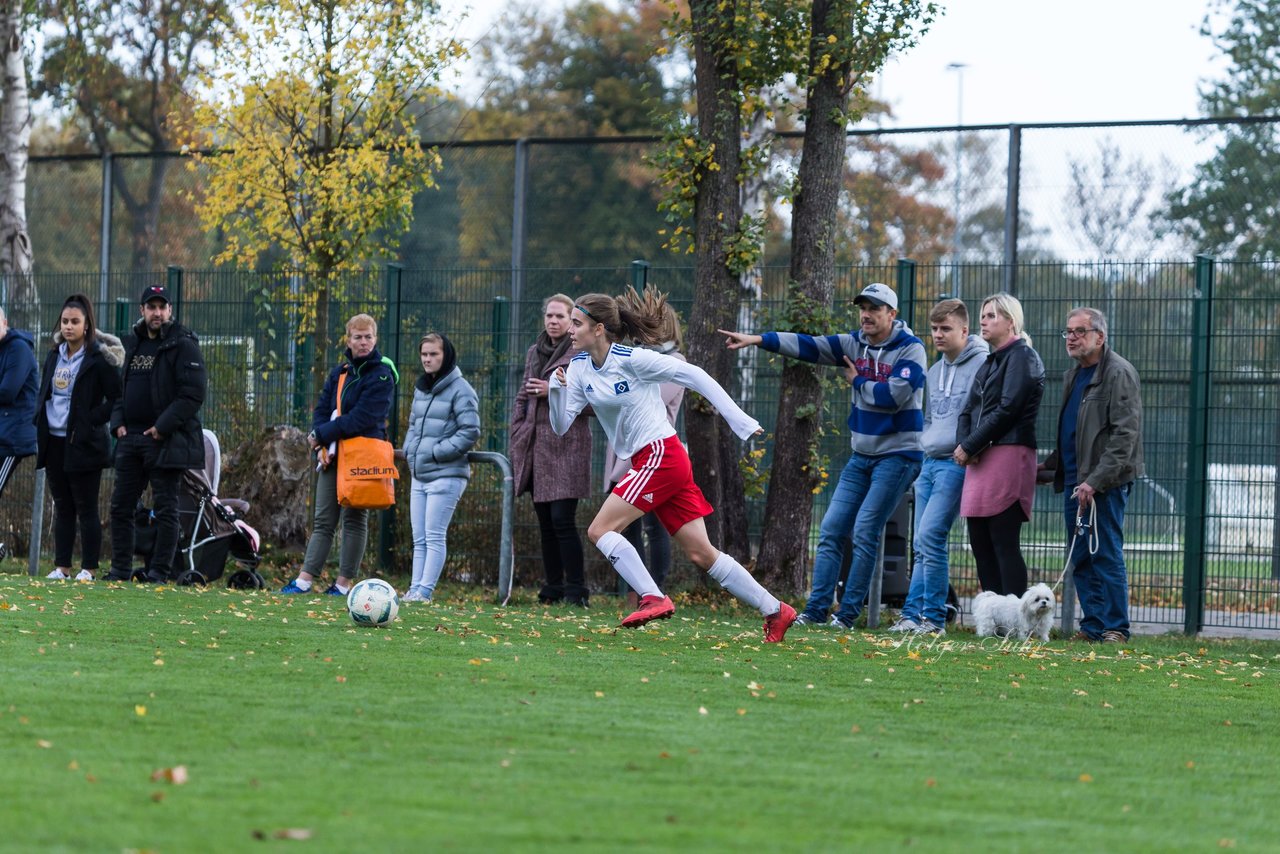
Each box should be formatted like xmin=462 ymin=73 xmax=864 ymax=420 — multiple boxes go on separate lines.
xmin=920 ymin=334 xmax=988 ymax=459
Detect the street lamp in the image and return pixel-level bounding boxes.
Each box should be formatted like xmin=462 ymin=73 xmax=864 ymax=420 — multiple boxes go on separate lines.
xmin=946 ymin=61 xmax=967 ymax=297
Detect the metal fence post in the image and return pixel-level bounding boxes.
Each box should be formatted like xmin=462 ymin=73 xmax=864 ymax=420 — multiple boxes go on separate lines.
xmin=98 ymin=151 xmax=113 ymax=304
xmin=167 ymin=266 xmax=183 ymax=316
xmin=896 ymin=258 xmax=916 ymax=327
xmin=1182 ymin=254 xmax=1214 ymax=635
xmin=379 ymin=263 xmax=404 ymax=572
xmin=488 ymin=296 xmax=509 ymax=452
xmin=1002 ymin=124 xmax=1021 ymax=295
xmin=508 ymin=139 xmax=529 ymax=414
xmin=27 ymin=471 xmax=44 ymax=576
xmin=114 ymin=298 xmax=131 ymax=336
xmin=630 ymin=259 xmax=650 ymax=291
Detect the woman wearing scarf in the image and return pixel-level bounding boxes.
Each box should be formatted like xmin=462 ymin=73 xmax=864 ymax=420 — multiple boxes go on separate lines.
xmin=509 ymin=293 xmax=592 ymax=607
xmin=401 ymin=332 xmax=480 ymax=603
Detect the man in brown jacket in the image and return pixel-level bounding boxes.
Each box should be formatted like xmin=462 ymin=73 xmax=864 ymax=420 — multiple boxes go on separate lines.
xmin=1043 ymin=306 xmax=1144 ymax=643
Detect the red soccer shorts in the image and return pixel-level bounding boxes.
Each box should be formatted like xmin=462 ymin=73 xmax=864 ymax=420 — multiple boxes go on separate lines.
xmin=612 ymin=434 xmax=714 ymax=535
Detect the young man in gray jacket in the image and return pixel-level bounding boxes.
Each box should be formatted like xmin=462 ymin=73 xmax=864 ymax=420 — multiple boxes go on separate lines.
xmin=889 ymin=299 xmax=988 ymax=635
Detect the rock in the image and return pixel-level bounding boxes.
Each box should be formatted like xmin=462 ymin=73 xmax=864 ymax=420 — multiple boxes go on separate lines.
xmin=220 ymin=425 xmax=313 ymax=550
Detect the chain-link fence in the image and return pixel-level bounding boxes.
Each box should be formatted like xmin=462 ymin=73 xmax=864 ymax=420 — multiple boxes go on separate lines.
xmin=21 ymin=118 xmax=1277 ymax=290
xmin=2 ymin=258 xmax=1277 ymax=633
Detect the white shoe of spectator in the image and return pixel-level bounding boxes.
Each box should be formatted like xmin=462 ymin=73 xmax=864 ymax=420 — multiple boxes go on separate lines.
xmin=47 ymin=568 xmax=69 ymax=580
xmin=75 ymin=570 xmax=95 ymax=582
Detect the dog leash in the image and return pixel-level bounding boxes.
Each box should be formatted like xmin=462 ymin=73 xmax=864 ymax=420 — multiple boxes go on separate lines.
xmin=1052 ymin=490 xmax=1098 ymax=593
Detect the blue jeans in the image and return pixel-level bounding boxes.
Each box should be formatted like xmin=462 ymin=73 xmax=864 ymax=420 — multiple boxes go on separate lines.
xmin=803 ymin=453 xmax=921 ymax=624
xmin=902 ymin=457 xmax=966 ymax=625
xmin=409 ymin=476 xmax=468 ymax=598
xmin=1065 ymin=482 xmax=1131 ymax=639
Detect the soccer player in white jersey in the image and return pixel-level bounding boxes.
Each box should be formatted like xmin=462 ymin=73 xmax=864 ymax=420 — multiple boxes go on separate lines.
xmin=548 ymin=289 xmax=797 ymax=643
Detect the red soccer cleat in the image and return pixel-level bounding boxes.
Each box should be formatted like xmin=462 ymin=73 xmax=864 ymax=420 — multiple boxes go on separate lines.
xmin=620 ymin=594 xmax=676 ymax=628
xmin=763 ymin=602 xmax=797 ymax=643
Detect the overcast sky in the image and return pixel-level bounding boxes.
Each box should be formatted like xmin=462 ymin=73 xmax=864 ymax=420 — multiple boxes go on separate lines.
xmin=441 ymin=0 xmax=1224 ymax=128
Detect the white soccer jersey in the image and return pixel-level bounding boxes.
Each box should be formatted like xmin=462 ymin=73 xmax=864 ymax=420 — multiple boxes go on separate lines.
xmin=549 ymin=344 xmax=760 ymax=459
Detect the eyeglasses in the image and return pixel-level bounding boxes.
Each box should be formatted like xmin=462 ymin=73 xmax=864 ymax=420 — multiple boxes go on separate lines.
xmin=1060 ymin=327 xmax=1095 ymax=339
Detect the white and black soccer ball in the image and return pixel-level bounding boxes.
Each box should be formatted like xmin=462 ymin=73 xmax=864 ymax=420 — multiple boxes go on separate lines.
xmin=346 ymin=578 xmax=399 ymax=627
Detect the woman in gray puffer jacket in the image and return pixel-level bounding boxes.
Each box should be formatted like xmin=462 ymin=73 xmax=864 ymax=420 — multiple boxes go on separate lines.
xmin=401 ymin=332 xmax=481 ymax=602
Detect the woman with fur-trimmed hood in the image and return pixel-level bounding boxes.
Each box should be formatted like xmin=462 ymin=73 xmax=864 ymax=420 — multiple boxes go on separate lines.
xmin=36 ymin=294 xmax=124 ymax=582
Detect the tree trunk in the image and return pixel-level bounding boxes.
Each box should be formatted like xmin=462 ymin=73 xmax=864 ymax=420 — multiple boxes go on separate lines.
xmin=754 ymin=0 xmax=852 ymax=596
xmin=112 ymin=155 xmax=171 ymax=272
xmin=684 ymin=0 xmax=750 ymax=560
xmin=313 ymin=278 xmax=331 ymax=401
xmin=0 ymin=3 xmax=35 ymax=328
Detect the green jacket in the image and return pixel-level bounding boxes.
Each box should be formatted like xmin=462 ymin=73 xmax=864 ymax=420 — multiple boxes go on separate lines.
xmin=1047 ymin=346 xmax=1144 ymax=494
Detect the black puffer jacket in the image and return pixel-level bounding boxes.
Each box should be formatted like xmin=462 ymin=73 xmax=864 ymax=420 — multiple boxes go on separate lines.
xmin=36 ymin=332 xmax=125 ymax=472
xmin=110 ymin=319 xmax=207 ymax=470
xmin=956 ymin=337 xmax=1044 ymax=455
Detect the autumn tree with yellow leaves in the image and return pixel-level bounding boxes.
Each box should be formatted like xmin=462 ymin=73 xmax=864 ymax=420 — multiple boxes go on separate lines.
xmin=182 ymin=0 xmax=464 ymax=390
xmin=659 ymin=0 xmax=938 ymax=592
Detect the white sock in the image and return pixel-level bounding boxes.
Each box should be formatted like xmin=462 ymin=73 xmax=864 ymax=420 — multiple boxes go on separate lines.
xmin=335 ymin=582 xmax=350 ymax=595
xmin=596 ymin=531 xmax=661 ymax=599
xmin=707 ymin=552 xmax=779 ymax=616
xmin=293 ymin=577 xmax=312 ymax=591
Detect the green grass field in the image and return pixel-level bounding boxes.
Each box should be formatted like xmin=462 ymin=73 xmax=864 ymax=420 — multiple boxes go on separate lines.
xmin=3 ymin=574 xmax=1278 ymax=852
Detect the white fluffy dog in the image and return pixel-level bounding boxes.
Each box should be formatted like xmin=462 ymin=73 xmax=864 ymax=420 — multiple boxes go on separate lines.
xmin=972 ymin=583 xmax=1055 ymax=642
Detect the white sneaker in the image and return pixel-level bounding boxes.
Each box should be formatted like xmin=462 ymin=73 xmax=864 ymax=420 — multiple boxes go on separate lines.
xmin=401 ymin=589 xmax=426 ymax=602
xmin=47 ymin=568 xmax=69 ymax=580
xmin=913 ymin=618 xmax=946 ymax=636
xmin=75 ymin=570 xmax=95 ymax=582
xmin=887 ymin=616 xmax=920 ymax=633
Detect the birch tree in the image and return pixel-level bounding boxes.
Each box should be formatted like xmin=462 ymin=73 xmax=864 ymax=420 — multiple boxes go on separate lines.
xmin=0 ymin=0 xmax=34 ymax=328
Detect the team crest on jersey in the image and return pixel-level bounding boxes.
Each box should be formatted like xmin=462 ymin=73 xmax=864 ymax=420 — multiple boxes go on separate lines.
xmin=899 ymin=366 xmax=911 ymax=378
xmin=614 ymin=380 xmax=630 ymax=395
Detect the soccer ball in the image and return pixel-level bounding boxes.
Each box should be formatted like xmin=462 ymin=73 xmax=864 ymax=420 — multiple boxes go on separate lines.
xmin=346 ymin=578 xmax=399 ymax=626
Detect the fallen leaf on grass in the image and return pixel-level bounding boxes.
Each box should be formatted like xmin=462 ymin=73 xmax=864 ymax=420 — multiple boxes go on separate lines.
xmin=151 ymin=791 xmax=166 ymax=802
xmin=698 ymin=707 xmax=708 ymax=715
xmin=37 ymin=739 xmax=52 ymax=749
xmin=150 ymin=766 xmax=189 ymax=784
xmin=135 ymin=705 xmax=147 ymax=717
xmin=925 ymin=778 xmax=937 ymax=788
xmin=1078 ymin=774 xmax=1094 ymax=783
xmin=252 ymin=829 xmax=313 ymax=841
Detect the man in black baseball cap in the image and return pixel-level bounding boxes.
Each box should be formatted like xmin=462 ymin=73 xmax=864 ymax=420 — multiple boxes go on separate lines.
xmin=106 ymin=281 xmax=206 ymax=582
xmin=140 ymin=284 xmax=170 ymax=305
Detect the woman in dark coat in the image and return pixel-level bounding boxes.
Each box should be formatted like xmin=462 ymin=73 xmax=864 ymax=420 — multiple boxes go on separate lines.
xmin=36 ymin=294 xmax=124 ymax=581
xmin=509 ymin=293 xmax=592 ymax=606
xmin=954 ymin=292 xmax=1045 ymax=596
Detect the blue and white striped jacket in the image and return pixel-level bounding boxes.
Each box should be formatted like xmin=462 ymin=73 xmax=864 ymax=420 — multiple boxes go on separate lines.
xmin=760 ymin=320 xmax=926 ymax=460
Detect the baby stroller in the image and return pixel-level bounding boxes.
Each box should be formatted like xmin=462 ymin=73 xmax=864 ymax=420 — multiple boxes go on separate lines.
xmin=133 ymin=430 xmax=265 ymax=589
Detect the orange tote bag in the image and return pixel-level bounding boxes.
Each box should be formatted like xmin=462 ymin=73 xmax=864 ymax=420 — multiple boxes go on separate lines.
xmin=333 ymin=372 xmax=399 ymax=510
